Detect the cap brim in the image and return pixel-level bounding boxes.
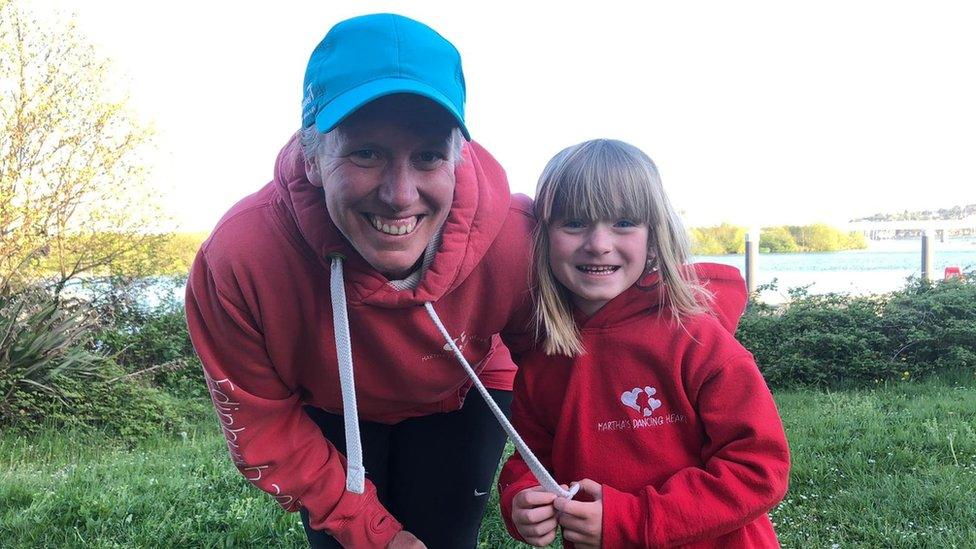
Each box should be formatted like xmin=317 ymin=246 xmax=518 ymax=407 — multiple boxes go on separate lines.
xmin=314 ymin=78 xmax=470 ymax=141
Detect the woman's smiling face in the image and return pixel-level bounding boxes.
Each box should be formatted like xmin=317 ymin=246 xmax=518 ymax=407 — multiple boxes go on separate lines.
xmin=547 ymin=217 xmax=649 ymax=316
xmin=314 ymin=96 xmax=459 ymax=279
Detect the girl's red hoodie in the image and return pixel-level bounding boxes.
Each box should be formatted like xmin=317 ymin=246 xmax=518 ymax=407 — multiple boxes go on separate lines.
xmin=186 ymin=134 xmax=534 ymax=547
xmin=499 ymin=264 xmax=790 ymax=548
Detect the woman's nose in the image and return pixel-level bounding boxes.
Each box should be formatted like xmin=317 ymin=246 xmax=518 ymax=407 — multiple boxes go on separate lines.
xmin=377 ymin=161 xmax=420 ymax=211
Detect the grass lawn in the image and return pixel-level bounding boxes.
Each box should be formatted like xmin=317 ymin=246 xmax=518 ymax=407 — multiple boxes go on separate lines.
xmin=2 ymin=377 xmax=974 ymax=548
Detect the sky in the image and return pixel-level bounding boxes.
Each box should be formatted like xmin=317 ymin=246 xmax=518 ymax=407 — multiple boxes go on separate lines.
xmin=28 ymin=1 xmax=976 ymax=232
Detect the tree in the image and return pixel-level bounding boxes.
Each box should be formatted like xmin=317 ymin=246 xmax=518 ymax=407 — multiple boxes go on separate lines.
xmin=760 ymin=226 xmax=799 ymax=253
xmin=0 ymin=0 xmax=164 ymax=294
xmin=787 ymin=224 xmax=867 ymax=252
xmin=690 ymin=223 xmax=747 ymax=255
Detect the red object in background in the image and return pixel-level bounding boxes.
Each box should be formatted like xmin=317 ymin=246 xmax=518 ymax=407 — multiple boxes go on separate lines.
xmin=945 ymin=266 xmax=963 ymax=280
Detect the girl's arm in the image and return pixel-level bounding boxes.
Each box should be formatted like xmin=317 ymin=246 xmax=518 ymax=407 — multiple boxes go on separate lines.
xmin=602 ymin=354 xmax=791 ymax=548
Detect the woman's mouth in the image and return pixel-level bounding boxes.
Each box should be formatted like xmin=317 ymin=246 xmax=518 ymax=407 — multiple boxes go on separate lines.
xmin=366 ymin=214 xmax=421 ymax=236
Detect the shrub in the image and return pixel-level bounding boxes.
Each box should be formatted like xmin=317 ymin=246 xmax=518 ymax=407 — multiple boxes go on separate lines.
xmin=0 ymin=287 xmax=103 ymax=421
xmin=738 ymin=273 xmax=976 ymax=388
xmin=883 ymin=277 xmax=976 ymax=374
xmin=89 ymin=276 xmax=207 ymax=400
xmin=1 ymin=284 xmax=205 ymax=436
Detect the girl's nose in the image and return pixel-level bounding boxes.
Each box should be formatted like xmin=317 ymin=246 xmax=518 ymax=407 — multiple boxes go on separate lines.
xmin=583 ymin=225 xmax=612 ymax=254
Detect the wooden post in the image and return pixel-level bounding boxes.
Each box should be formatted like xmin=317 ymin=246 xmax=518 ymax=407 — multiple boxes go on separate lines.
xmin=745 ymin=228 xmax=759 ymax=294
xmin=921 ymin=228 xmax=933 ymax=281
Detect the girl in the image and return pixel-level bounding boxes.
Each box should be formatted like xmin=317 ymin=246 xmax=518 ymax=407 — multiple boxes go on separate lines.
xmin=498 ymin=139 xmax=790 ymax=548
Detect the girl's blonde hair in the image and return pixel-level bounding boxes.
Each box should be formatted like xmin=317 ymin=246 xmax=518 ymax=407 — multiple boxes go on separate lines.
xmin=533 ymin=139 xmax=710 ymax=356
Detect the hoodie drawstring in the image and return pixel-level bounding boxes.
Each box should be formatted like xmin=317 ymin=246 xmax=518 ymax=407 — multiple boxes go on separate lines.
xmin=423 ymin=302 xmax=579 ymax=501
xmin=328 ymin=255 xmax=577 ymax=500
xmin=329 ymin=254 xmax=366 ymax=494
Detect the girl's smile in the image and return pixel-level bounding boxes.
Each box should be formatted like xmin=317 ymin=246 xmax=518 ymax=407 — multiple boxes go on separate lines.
xmin=548 ymin=218 xmax=649 ymax=316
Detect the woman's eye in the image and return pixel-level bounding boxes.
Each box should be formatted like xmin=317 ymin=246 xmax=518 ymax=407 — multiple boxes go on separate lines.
xmin=414 ymin=151 xmax=446 ymax=168
xmin=615 ymin=219 xmax=637 ymax=228
xmin=562 ymin=220 xmax=586 ymax=229
xmin=352 ymin=149 xmax=377 ymax=160
xmin=348 ymin=149 xmax=383 ymax=167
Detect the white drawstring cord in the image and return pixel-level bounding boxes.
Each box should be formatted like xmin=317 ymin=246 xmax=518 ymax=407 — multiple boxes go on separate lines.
xmin=329 ymin=255 xmax=365 ymax=494
xmin=423 ymin=302 xmax=580 ymax=500
xmin=328 ymin=253 xmax=574 ymax=500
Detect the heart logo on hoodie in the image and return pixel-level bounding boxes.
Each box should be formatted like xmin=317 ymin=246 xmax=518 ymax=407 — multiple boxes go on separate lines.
xmin=620 ymin=386 xmax=662 ymax=417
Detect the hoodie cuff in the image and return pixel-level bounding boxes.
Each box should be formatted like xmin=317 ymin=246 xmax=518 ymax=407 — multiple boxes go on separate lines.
xmin=601 ymin=484 xmax=646 ymax=548
xmin=328 ymin=491 xmax=402 ymax=548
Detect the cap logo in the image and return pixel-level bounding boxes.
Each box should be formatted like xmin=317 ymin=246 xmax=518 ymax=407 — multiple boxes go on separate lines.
xmin=302 ymin=83 xmax=317 ymax=113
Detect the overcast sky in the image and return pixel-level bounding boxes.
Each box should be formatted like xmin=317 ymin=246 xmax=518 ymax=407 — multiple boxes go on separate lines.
xmin=29 ymin=1 xmax=976 ymax=232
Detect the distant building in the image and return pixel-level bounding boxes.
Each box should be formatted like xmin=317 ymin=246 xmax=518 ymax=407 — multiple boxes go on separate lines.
xmin=847 ymin=216 xmax=976 ymax=240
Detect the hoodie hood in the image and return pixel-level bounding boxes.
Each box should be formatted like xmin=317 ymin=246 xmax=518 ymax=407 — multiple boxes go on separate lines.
xmin=272 ymin=132 xmax=513 ymax=307
xmin=577 ymin=262 xmax=748 ymax=334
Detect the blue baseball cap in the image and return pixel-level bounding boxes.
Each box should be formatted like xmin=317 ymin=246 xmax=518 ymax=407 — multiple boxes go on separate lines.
xmin=301 ymin=14 xmax=470 ymax=140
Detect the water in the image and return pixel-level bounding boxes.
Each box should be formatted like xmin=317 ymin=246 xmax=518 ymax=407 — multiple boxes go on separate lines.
xmin=695 ymin=240 xmax=976 ymax=302
xmin=134 ymin=242 xmax=976 ymax=307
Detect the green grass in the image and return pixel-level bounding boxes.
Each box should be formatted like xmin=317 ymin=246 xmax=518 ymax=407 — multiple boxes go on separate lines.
xmin=2 ymin=377 xmax=975 ymax=548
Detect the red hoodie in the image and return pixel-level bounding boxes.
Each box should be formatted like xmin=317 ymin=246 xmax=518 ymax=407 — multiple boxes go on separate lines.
xmin=186 ymin=134 xmax=534 ymax=547
xmin=499 ymin=264 xmax=790 ymax=548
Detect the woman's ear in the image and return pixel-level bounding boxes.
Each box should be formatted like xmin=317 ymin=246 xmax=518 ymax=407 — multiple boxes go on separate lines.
xmin=305 ymin=154 xmax=323 ymax=188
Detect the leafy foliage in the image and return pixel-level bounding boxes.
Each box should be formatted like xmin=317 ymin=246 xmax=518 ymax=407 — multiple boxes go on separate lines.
xmin=90 ymin=276 xmax=207 ymax=400
xmin=1 ymin=281 xmax=206 ymax=436
xmin=691 ymin=223 xmax=867 ymax=255
xmin=739 ymin=273 xmax=976 ymax=388
xmin=0 ymin=288 xmax=102 ymax=418
xmin=785 ymin=223 xmax=866 ymax=253
xmin=0 ymin=0 xmax=168 ymax=292
xmin=690 ymin=223 xmax=746 ymax=255
xmin=759 ymin=226 xmax=799 ymax=253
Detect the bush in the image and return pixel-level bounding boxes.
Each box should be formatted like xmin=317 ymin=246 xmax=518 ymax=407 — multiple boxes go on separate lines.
xmin=1 ymin=287 xmax=103 ymax=422
xmin=738 ymin=274 xmax=976 ymax=388
xmin=4 ymin=366 xmax=202 ymax=439
xmin=89 ymin=276 xmax=207 ymax=400
xmin=883 ymin=277 xmax=976 ymax=373
xmin=1 ymin=283 xmax=206 ymax=436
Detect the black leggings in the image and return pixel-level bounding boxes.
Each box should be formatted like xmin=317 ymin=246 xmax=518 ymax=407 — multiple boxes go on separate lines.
xmin=300 ymin=388 xmax=513 ymax=549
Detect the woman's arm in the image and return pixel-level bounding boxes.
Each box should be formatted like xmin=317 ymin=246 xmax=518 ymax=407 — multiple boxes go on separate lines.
xmin=186 ymin=249 xmax=402 ymax=548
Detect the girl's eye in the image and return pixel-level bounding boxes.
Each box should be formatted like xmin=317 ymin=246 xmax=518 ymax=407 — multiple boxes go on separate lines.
xmin=615 ymin=219 xmax=638 ymax=228
xmin=562 ymin=220 xmax=586 ymax=229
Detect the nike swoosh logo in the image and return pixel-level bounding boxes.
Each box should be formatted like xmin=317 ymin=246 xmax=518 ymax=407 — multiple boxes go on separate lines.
xmin=474 ymin=489 xmax=488 ymax=496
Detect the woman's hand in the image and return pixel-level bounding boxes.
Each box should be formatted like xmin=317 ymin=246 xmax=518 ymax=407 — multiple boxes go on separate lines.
xmin=554 ymin=479 xmax=603 ymax=549
xmin=511 ymin=485 xmax=559 ymax=547
xmin=387 ymin=530 xmax=426 ymax=548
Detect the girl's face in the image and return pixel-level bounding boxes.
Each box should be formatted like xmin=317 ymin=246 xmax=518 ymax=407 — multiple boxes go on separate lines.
xmin=548 ymin=217 xmax=649 ymax=316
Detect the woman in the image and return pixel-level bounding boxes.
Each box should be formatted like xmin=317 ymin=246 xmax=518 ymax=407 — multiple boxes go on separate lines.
xmin=186 ymin=14 xmax=535 ymax=548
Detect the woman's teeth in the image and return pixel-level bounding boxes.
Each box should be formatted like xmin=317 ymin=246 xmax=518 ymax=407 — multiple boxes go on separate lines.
xmin=369 ymin=215 xmax=417 ymax=235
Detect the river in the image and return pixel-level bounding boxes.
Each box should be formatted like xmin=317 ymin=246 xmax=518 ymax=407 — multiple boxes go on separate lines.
xmin=695 ymin=239 xmax=976 ymax=302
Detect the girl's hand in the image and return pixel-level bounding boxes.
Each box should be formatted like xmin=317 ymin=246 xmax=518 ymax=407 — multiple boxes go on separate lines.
xmin=554 ymin=479 xmax=603 ymax=549
xmin=511 ymin=485 xmax=559 ymax=547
